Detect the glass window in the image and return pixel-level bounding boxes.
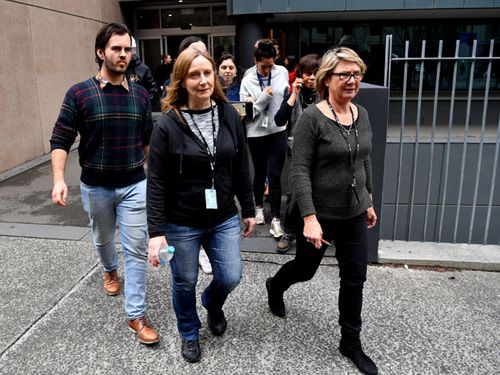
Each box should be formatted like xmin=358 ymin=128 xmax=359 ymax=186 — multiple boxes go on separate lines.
xmin=212 ymin=6 xmax=231 ymax=26
xmin=161 ymin=7 xmax=210 ymax=29
xmin=161 ymin=9 xmax=181 ymax=28
xmin=137 ymin=9 xmax=160 ymax=30
xmin=140 ymin=39 xmax=162 ymax=75
xmin=212 ymin=36 xmax=235 ymax=61
xmin=165 ymin=35 xmax=208 ymax=59
xmin=300 ymin=25 xmax=337 ymax=56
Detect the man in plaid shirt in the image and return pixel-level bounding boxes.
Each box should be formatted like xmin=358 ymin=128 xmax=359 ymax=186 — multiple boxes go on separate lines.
xmin=50 ymin=22 xmax=159 ymax=345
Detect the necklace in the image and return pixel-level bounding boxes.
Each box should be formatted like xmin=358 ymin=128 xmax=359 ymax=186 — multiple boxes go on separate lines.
xmin=326 ymin=99 xmax=361 ymax=204
xmin=327 ymin=100 xmax=355 ymax=135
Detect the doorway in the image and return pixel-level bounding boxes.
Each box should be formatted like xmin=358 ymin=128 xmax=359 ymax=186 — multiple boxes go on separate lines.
xmin=163 ymin=34 xmax=209 ymax=59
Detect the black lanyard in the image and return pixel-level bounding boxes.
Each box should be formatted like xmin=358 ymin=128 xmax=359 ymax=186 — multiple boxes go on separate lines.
xmin=327 ymin=100 xmax=361 ymax=203
xmin=186 ymin=104 xmax=217 ymax=188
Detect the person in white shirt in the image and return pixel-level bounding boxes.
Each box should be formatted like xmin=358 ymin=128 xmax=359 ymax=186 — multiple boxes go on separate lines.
xmin=240 ymin=40 xmax=289 ymax=239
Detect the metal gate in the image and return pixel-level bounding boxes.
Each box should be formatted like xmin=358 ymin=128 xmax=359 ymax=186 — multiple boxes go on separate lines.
xmin=382 ymin=34 xmax=500 ymax=245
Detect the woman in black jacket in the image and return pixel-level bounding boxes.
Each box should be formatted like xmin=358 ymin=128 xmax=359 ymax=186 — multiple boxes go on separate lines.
xmin=146 ymin=48 xmax=255 ymax=363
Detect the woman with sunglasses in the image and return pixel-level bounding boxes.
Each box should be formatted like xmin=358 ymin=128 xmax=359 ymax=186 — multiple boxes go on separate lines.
xmin=265 ymin=47 xmax=378 ymax=375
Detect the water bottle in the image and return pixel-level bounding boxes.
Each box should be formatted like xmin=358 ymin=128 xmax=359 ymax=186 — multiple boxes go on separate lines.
xmin=159 ymin=245 xmax=175 ymax=265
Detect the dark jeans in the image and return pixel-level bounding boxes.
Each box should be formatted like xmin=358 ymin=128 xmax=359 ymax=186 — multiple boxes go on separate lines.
xmin=247 ymin=131 xmax=287 ymax=218
xmin=271 ymin=212 xmax=368 ymax=336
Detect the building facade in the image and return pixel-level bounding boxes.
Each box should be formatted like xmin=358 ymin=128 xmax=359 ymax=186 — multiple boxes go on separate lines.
xmin=2 ymin=0 xmax=499 ymax=245
xmin=1 ymin=0 xmax=124 ymax=173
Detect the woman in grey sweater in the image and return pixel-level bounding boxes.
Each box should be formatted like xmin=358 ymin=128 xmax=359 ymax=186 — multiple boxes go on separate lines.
xmin=265 ymin=48 xmax=378 ymax=375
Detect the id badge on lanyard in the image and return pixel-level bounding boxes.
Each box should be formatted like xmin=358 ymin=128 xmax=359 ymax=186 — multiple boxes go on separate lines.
xmin=186 ymin=105 xmax=219 ymax=210
xmin=205 ymin=188 xmax=218 ymax=209
xmin=262 ymin=113 xmax=269 ymax=128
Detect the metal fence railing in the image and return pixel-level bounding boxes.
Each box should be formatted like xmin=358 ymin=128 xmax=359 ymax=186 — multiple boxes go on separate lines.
xmin=383 ymin=34 xmax=500 ymax=245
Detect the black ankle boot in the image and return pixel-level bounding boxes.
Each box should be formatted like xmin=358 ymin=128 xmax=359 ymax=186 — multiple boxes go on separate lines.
xmin=266 ymin=277 xmax=286 ymax=318
xmin=181 ymin=339 xmax=201 ymax=363
xmin=339 ymin=335 xmax=378 ymax=375
xmin=207 ymin=309 xmax=227 ymax=336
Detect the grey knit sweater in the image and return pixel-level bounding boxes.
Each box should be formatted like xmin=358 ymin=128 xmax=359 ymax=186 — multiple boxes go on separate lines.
xmin=292 ymin=103 xmax=373 ymax=221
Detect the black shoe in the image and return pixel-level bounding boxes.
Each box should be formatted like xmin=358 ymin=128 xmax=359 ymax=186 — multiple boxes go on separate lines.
xmin=181 ymin=339 xmax=201 ymax=363
xmin=276 ymin=233 xmax=295 ymax=253
xmin=339 ymin=337 xmax=378 ymax=375
xmin=266 ymin=277 xmax=286 ymax=318
xmin=207 ymin=309 xmax=227 ymax=336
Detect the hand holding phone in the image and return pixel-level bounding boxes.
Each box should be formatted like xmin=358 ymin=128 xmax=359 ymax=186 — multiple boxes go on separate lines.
xmin=292 ymin=78 xmax=303 ymax=95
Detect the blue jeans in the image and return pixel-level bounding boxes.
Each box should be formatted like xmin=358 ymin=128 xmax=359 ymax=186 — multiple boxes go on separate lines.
xmin=80 ymin=179 xmax=148 ymax=320
xmin=165 ymin=214 xmax=242 ymax=340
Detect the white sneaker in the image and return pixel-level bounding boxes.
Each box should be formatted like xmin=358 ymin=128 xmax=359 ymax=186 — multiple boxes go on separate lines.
xmin=199 ymin=248 xmax=212 ymax=274
xmin=270 ymin=217 xmax=284 ymax=238
xmin=255 ymin=207 xmax=265 ymax=225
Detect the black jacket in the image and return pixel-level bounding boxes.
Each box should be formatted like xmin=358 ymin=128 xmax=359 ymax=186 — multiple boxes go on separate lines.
xmin=147 ymin=101 xmax=254 ymax=237
xmin=126 ymin=56 xmax=158 ymax=99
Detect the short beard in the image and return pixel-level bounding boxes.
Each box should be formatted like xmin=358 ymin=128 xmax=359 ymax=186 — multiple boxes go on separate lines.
xmin=103 ymin=56 xmax=128 ymax=75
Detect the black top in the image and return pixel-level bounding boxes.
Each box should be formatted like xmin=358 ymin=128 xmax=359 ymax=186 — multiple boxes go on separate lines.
xmin=147 ymin=101 xmax=255 ymax=237
xmin=274 ymin=88 xmax=320 ymax=138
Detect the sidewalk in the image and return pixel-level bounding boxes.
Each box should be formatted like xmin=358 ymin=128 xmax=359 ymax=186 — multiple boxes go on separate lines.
xmin=0 ymin=152 xmax=499 ymax=374
xmin=1 ymin=236 xmax=499 ymax=375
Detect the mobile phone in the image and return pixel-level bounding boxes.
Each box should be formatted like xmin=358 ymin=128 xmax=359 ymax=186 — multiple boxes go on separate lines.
xmin=230 ymin=101 xmax=253 ymax=118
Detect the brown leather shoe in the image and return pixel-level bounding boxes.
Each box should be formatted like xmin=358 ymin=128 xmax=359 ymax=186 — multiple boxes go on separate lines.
xmin=128 ymin=317 xmax=160 ymax=345
xmin=103 ymin=270 xmax=120 ymax=296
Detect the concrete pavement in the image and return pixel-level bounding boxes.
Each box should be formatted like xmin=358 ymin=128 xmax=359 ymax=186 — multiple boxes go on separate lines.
xmin=0 ymin=150 xmax=499 ymax=374
xmin=1 ymin=235 xmax=499 ymax=374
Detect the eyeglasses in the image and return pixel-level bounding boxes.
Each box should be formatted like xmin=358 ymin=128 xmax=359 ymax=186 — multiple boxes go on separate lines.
xmin=331 ymin=72 xmax=364 ymax=81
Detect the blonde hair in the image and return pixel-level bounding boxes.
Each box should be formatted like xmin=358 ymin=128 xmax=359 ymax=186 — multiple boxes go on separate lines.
xmin=316 ymin=47 xmax=367 ymax=99
xmin=161 ymin=49 xmax=226 ymax=111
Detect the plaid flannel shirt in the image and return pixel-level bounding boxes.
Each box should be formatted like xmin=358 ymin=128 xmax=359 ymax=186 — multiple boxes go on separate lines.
xmin=50 ymin=75 xmax=153 ymax=187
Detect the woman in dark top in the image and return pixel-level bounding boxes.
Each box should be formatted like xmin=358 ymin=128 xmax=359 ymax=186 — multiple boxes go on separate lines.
xmin=273 ymin=54 xmax=321 ymax=253
xmin=266 ymin=47 xmax=378 ymax=375
xmin=217 ymin=54 xmax=241 ymax=101
xmin=147 ymin=48 xmax=255 ymax=363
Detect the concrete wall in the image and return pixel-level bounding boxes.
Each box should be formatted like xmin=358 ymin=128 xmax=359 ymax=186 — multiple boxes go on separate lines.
xmin=0 ymin=0 xmax=123 ymax=173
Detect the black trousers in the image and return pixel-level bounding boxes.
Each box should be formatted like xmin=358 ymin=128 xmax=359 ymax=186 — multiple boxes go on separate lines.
xmin=282 ymin=145 xmax=294 ymax=234
xmin=247 ymin=131 xmax=287 ymax=218
xmin=271 ymin=212 xmax=368 ymax=336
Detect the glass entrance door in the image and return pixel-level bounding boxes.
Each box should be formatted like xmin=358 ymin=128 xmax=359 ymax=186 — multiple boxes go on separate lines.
xmin=161 ymin=34 xmax=235 ymax=60
xmin=210 ymin=35 xmax=235 ymax=60
xmin=163 ymin=34 xmax=209 ymax=59
xmin=138 ymin=38 xmax=162 ymax=74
